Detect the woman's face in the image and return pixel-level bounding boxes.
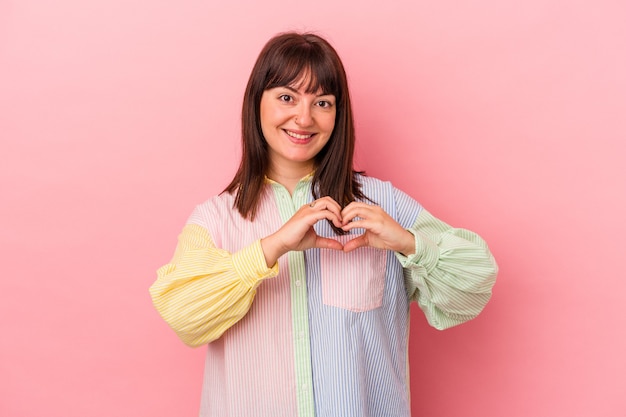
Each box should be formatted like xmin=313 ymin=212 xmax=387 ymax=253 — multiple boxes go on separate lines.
xmin=260 ymin=80 xmax=336 ymax=172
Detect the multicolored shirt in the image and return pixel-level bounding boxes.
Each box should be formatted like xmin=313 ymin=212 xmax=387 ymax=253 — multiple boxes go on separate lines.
xmin=150 ymin=174 xmax=498 ymax=417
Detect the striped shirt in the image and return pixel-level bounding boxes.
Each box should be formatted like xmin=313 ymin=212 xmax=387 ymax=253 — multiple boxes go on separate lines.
xmin=149 ymin=175 xmax=498 ymax=417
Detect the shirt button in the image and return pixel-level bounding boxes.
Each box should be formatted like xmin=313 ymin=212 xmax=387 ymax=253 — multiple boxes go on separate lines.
xmin=295 ymin=280 xmax=302 ymax=287
xmin=299 ymin=331 xmax=305 ymax=339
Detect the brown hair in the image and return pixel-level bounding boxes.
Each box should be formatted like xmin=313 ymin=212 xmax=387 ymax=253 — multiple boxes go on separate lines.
xmin=224 ymin=32 xmax=366 ymax=232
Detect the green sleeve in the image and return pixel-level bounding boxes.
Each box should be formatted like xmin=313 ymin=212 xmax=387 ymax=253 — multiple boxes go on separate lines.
xmin=395 ymin=209 xmax=498 ymax=329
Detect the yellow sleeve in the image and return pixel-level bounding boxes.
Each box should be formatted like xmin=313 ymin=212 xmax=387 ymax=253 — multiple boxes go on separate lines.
xmin=149 ymin=223 xmax=279 ymax=347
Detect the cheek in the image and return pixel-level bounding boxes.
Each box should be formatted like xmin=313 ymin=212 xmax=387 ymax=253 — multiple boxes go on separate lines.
xmin=259 ymin=110 xmax=279 ymax=139
xmin=260 ymin=105 xmax=287 ymax=129
xmin=321 ymin=112 xmax=337 ymax=134
xmin=259 ymin=103 xmax=270 ymax=126
xmin=259 ymin=96 xmax=278 ymax=127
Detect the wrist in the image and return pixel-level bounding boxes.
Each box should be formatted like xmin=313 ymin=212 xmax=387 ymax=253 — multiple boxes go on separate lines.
xmin=260 ymin=234 xmax=287 ymax=267
xmin=398 ymin=230 xmax=416 ymax=256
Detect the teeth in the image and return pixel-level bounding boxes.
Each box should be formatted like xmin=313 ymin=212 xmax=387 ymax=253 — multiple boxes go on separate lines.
xmin=286 ymin=130 xmax=314 ymax=139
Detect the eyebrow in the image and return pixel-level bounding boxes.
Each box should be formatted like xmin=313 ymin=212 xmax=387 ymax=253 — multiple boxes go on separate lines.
xmin=280 ymin=85 xmax=335 ymax=98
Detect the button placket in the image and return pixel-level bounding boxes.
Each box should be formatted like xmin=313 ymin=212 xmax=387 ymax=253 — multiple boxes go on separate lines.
xmin=270 ymin=180 xmax=315 ymax=417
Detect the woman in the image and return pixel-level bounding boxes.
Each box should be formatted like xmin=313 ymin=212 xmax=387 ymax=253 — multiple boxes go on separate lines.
xmin=150 ymin=32 xmax=498 ymax=417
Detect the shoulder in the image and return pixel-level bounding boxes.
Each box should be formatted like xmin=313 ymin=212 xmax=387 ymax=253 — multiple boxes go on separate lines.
xmin=355 ymin=173 xmax=391 ymax=192
xmin=356 ymin=174 xmax=423 ymax=226
xmin=356 ymin=174 xmax=417 ymax=200
xmin=187 ymin=184 xmax=275 ymax=226
xmin=356 ymin=173 xmax=409 ymax=202
xmin=186 ymin=191 xmax=238 ymax=227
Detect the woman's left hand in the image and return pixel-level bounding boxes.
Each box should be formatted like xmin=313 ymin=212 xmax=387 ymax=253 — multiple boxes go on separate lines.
xmin=341 ymin=202 xmax=415 ymax=256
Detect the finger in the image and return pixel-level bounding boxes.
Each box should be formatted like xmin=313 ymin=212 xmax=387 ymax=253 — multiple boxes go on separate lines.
xmin=342 ymin=201 xmax=368 ymax=209
xmin=309 ymin=207 xmax=343 ymax=228
xmin=314 ymin=197 xmax=343 ymax=221
xmin=315 ymin=236 xmax=344 ymax=251
xmin=317 ymin=195 xmax=342 ymax=206
xmin=308 ymin=199 xmax=343 ymax=225
xmin=342 ymin=235 xmax=368 ymax=252
xmin=341 ymin=204 xmax=377 ymax=225
xmin=341 ymin=219 xmax=369 ymax=232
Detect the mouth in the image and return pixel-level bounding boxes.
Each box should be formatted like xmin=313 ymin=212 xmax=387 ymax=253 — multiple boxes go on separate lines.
xmin=284 ymin=129 xmax=315 ymax=141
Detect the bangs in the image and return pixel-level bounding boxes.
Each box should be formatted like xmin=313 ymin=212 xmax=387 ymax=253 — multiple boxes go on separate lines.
xmin=264 ymin=44 xmax=339 ymax=96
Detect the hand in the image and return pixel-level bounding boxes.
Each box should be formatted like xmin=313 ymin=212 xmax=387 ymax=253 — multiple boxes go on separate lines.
xmin=341 ymin=202 xmax=415 ymax=255
xmin=261 ymin=196 xmax=344 ymax=266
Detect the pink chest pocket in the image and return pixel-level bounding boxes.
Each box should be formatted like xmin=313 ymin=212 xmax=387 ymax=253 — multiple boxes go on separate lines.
xmin=320 ymin=235 xmax=388 ymax=312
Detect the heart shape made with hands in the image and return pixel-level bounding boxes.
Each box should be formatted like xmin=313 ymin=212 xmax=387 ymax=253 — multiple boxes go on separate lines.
xmin=326 ymin=232 xmax=371 ymax=253
xmin=311 ymin=202 xmax=415 ymax=256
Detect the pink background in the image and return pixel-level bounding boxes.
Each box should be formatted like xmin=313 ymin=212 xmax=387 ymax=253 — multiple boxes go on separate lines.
xmin=1 ymin=1 xmax=625 ymax=416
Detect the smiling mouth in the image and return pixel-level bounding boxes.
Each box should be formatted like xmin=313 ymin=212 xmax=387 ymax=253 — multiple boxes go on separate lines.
xmin=284 ymin=130 xmax=315 ymax=140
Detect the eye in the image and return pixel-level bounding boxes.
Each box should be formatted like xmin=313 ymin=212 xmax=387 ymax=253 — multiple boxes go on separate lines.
xmin=316 ymin=100 xmax=333 ymax=108
xmin=279 ymin=94 xmax=294 ymax=103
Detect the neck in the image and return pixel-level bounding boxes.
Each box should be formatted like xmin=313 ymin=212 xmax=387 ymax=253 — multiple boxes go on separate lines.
xmin=266 ymin=160 xmax=314 ymax=195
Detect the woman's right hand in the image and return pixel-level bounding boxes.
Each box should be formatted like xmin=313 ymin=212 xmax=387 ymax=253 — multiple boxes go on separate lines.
xmin=260 ymin=196 xmax=344 ymax=267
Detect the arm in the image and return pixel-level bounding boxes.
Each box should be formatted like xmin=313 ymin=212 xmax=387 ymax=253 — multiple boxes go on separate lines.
xmin=395 ymin=209 xmax=498 ymax=329
xmin=149 ymin=223 xmax=278 ymax=347
xmin=150 ymin=195 xmax=346 ymax=347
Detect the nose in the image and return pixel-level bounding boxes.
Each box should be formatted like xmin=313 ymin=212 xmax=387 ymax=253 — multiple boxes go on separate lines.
xmin=295 ymin=103 xmax=313 ymax=127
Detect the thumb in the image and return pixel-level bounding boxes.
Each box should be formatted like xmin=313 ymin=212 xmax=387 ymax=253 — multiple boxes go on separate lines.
xmin=315 ymin=236 xmax=344 ymax=251
xmin=342 ymin=234 xmax=368 ymax=252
